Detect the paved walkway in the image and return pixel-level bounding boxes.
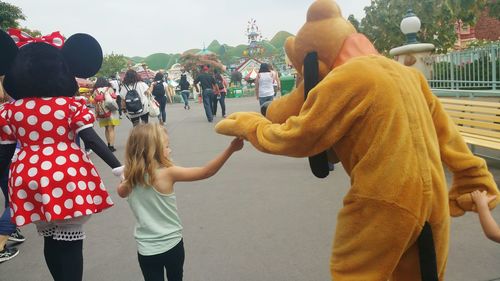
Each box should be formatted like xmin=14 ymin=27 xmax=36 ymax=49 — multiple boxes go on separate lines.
xmin=1 ymin=97 xmax=499 ymax=281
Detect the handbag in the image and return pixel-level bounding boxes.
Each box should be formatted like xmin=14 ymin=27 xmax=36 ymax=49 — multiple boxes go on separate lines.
xmin=148 ymin=96 xmax=160 ymax=118
xmin=104 ymin=91 xmax=118 ymax=111
xmin=95 ymin=100 xmax=112 ymax=118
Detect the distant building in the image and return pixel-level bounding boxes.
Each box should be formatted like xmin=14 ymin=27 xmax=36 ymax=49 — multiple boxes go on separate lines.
xmin=455 ymin=10 xmax=500 ymax=49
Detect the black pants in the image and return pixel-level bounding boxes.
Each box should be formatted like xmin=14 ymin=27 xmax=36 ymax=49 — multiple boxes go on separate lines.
xmin=138 ymin=240 xmax=184 ymax=281
xmin=130 ymin=113 xmax=149 ymax=126
xmin=43 ymin=237 xmax=83 ymax=281
xmin=211 ymin=92 xmax=226 ymax=116
xmin=156 ymin=96 xmax=167 ymax=123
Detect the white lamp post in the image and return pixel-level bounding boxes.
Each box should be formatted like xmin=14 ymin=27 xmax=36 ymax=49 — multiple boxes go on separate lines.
xmin=400 ymin=9 xmax=421 ymax=44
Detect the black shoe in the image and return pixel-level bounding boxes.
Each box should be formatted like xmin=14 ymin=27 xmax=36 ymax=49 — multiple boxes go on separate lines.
xmin=108 ymin=145 xmax=116 ymax=152
xmin=0 ymin=247 xmax=19 ymax=263
xmin=8 ymin=228 xmax=25 ymax=243
xmin=187 ymin=105 xmax=191 ymax=110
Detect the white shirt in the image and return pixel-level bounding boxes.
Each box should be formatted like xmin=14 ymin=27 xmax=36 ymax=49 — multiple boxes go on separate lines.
xmin=257 ymin=72 xmax=275 ymax=98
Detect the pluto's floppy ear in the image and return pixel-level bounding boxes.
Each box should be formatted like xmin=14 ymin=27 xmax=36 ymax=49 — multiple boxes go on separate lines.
xmin=0 ymin=30 xmax=19 ymax=76
xmin=62 ymin=33 xmax=102 ymax=78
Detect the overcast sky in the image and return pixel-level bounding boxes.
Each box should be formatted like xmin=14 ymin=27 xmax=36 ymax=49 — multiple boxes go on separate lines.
xmin=8 ymin=0 xmax=372 ymax=57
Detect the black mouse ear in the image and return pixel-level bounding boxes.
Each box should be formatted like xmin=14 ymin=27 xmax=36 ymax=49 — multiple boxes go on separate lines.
xmin=0 ymin=30 xmax=19 ymax=76
xmin=62 ymin=33 xmax=102 ymax=78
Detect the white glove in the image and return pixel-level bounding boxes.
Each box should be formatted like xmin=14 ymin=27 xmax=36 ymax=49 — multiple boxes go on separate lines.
xmin=112 ymin=166 xmax=125 ymax=180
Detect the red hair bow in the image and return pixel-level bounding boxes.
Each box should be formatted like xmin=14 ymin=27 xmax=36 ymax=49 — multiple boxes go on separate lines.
xmin=7 ymin=28 xmax=65 ymax=48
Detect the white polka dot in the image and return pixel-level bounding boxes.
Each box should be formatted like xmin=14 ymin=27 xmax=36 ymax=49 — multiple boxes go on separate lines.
xmin=57 ymin=143 xmax=68 ymax=151
xmin=100 ymin=183 xmax=106 ymax=191
xmin=15 ymin=216 xmax=25 ymax=225
xmin=14 ymin=112 xmax=24 ymax=121
xmin=76 ymin=121 xmax=85 ymax=127
xmin=9 ymin=208 xmax=13 ymax=217
xmin=54 ymin=110 xmax=65 ymax=120
xmin=55 ymin=156 xmax=66 ymax=165
xmin=45 ymin=212 xmax=52 ymax=221
xmin=53 ymin=205 xmax=61 ymax=215
xmin=28 ymin=180 xmax=38 ymax=190
xmin=88 ymin=182 xmax=96 ymax=191
xmin=43 ymin=137 xmax=55 ymax=144
xmin=78 ymin=181 xmax=86 ymax=190
xmin=86 ymin=195 xmax=93 ymax=204
xmin=42 ymin=97 xmax=51 ymax=101
xmin=74 ymin=211 xmax=83 ymax=217
xmin=53 ymin=172 xmax=64 ymax=181
xmin=14 ymin=100 xmax=24 ymax=106
xmin=67 ymin=167 xmax=77 ymax=177
xmin=91 ymin=169 xmax=98 ymax=177
xmin=39 ymin=105 xmax=51 ymax=115
xmin=85 ymin=209 xmax=92 ymax=215
xmin=69 ymin=154 xmax=79 ymax=163
xmin=25 ymin=100 xmax=35 ymax=109
xmin=34 ymin=193 xmax=42 ymax=202
xmin=66 ymin=182 xmax=76 ymax=192
xmin=29 ymin=131 xmax=39 ymax=141
xmin=2 ymin=126 xmax=11 ymax=134
xmin=12 ymin=203 xmax=17 ymax=212
xmin=55 ymin=98 xmax=67 ymax=105
xmin=57 ymin=126 xmax=66 ymax=136
xmin=41 ymin=121 xmax=53 ymax=131
xmin=28 ymin=168 xmax=38 ymax=177
xmin=41 ymin=161 xmax=52 ymax=170
xmin=14 ymin=177 xmax=22 ymax=187
xmin=16 ymin=163 xmax=25 ymax=173
xmin=17 ymin=189 xmax=27 ymax=199
xmin=52 ymin=187 xmax=63 ymax=198
xmin=93 ymin=195 xmax=102 ymax=205
xmin=31 ymin=146 xmax=40 ymax=152
xmin=64 ymin=199 xmax=74 ymax=209
xmin=17 ymin=151 xmax=25 ymax=161
xmin=31 ymin=213 xmax=40 ymax=221
xmin=42 ymin=147 xmax=54 ymax=156
xmin=27 ymin=115 xmax=38 ymax=125
xmin=40 ymin=177 xmax=49 ymax=188
xmin=83 ymin=114 xmax=92 ymax=122
xmin=42 ymin=194 xmax=51 ymax=205
xmin=24 ymin=202 xmax=34 ymax=211
xmin=70 ymin=143 xmax=79 ymax=150
xmin=75 ymin=195 xmax=84 ymax=205
xmin=29 ymin=155 xmax=39 ymax=164
xmin=79 ymin=167 xmax=87 ymax=176
xmin=68 ymin=131 xmax=75 ymax=140
xmin=17 ymin=127 xmax=25 ymax=137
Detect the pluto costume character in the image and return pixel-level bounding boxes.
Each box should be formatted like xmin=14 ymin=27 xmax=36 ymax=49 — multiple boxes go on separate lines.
xmin=216 ymin=0 xmax=500 ymax=280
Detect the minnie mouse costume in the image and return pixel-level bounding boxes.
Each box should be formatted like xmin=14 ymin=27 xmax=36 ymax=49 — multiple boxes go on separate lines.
xmin=0 ymin=29 xmax=121 ymax=280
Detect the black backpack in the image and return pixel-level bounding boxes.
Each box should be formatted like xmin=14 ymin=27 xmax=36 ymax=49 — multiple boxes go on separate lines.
xmin=123 ymin=83 xmax=143 ymax=115
xmin=152 ymin=81 xmax=166 ymax=99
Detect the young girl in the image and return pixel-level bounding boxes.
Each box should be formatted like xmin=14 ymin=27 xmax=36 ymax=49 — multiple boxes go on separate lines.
xmin=471 ymin=190 xmax=500 ymax=243
xmin=117 ymin=123 xmax=243 ymax=281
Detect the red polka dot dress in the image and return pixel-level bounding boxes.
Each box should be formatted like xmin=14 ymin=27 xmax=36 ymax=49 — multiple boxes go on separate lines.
xmin=0 ymin=97 xmax=114 ymax=227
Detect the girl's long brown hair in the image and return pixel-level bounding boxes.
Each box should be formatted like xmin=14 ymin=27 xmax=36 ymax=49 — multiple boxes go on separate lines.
xmin=123 ymin=124 xmax=173 ymax=190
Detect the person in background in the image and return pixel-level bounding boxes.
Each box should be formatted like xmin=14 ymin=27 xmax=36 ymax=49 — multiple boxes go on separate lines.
xmin=0 ymin=80 xmax=25 ymax=263
xmin=164 ymin=73 xmax=175 ymax=104
xmin=193 ymin=66 xmax=218 ymax=123
xmin=269 ymin=64 xmax=281 ymax=97
xmin=93 ymin=77 xmax=120 ymax=152
xmin=120 ymin=69 xmax=150 ymax=126
xmin=255 ymin=63 xmax=275 ymax=106
xmin=471 ymin=190 xmax=500 ymax=243
xmin=150 ymin=73 xmax=168 ymax=125
xmin=178 ymin=73 xmax=191 ymax=110
xmin=117 ymin=123 xmax=243 ymax=281
xmin=213 ymin=69 xmax=227 ymax=118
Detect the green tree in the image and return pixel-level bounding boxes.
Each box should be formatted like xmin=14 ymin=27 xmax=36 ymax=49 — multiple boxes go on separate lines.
xmin=96 ymin=53 xmax=127 ymax=78
xmin=0 ymin=1 xmax=25 ymax=30
xmin=178 ymin=53 xmax=224 ymax=78
xmin=359 ymin=0 xmax=491 ymax=54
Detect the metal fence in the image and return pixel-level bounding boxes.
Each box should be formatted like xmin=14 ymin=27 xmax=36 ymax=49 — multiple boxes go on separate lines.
xmin=429 ymin=43 xmax=499 ymax=90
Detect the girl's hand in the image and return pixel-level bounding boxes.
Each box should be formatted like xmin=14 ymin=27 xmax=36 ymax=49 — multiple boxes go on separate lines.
xmin=471 ymin=190 xmax=497 ymax=210
xmin=229 ymin=137 xmax=244 ymax=152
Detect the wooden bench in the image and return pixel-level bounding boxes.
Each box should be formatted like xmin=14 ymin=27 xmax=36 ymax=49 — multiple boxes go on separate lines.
xmin=439 ymin=98 xmax=500 ymax=152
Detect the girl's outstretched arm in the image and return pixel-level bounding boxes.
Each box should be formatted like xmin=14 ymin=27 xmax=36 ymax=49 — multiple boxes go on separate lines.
xmin=168 ymin=138 xmax=243 ymax=183
xmin=471 ymin=190 xmax=500 ymax=243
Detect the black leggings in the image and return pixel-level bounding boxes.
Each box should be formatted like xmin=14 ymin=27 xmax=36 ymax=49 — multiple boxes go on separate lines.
xmin=138 ymin=239 xmax=184 ymax=281
xmin=43 ymin=237 xmax=83 ymax=281
xmin=130 ymin=113 xmax=149 ymax=126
